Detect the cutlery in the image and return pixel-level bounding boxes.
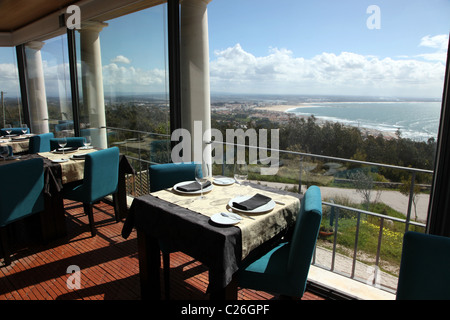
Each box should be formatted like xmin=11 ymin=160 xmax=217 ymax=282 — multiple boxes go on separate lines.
xmin=275 ymin=200 xmax=285 ymax=205
xmin=228 ymin=207 xmax=255 ymax=220
xmin=221 ymin=212 xmax=242 ymax=221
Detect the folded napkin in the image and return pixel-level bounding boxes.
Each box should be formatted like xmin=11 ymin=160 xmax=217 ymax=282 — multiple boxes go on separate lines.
xmin=232 ymin=193 xmax=272 ymax=211
xmin=176 ymin=181 xmax=211 ymax=192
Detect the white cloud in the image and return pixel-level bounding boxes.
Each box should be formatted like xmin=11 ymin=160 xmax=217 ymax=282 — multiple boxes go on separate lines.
xmin=418 ymin=34 xmax=449 ymax=62
xmin=420 ymin=34 xmax=449 ymax=50
xmin=102 ymin=63 xmax=167 ymax=92
xmin=111 ymin=55 xmax=131 ymax=64
xmin=210 ymin=37 xmax=447 ymax=98
xmin=0 ymin=63 xmax=21 ymax=94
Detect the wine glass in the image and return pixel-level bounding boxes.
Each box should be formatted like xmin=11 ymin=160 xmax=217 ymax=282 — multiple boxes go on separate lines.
xmin=83 ymin=136 xmax=91 ymax=148
xmin=21 ymin=123 xmax=28 ymax=135
xmin=59 ymin=137 xmax=67 ymax=156
xmin=4 ymin=124 xmax=12 ymax=137
xmin=0 ymin=146 xmax=9 ymax=161
xmin=195 ymin=162 xmax=211 ymax=199
xmin=234 ymin=163 xmax=248 ymax=185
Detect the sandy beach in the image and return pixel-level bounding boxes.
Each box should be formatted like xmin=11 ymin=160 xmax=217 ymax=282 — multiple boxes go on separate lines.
xmin=254 ymin=104 xmax=310 ymax=112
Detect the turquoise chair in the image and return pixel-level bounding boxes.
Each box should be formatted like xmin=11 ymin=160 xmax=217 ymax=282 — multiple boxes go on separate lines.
xmin=0 ymin=158 xmax=45 ymax=266
xmin=50 ymin=137 xmax=85 ymax=150
xmin=396 ymin=231 xmax=450 ymax=300
xmin=149 ymin=162 xmax=197 ymax=192
xmin=28 ymin=132 xmax=54 ymax=153
xmin=63 ymin=147 xmax=120 ymax=237
xmin=238 ymin=185 xmax=322 ymax=298
xmin=149 ymin=162 xmax=198 ymax=299
xmin=1 ymin=127 xmax=30 ymax=136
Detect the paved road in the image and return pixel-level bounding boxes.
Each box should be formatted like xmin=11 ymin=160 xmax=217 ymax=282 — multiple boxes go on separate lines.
xmin=250 ymin=180 xmax=429 ymax=222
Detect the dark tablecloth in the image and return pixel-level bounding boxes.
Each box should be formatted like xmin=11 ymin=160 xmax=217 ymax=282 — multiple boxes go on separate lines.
xmin=122 ymin=194 xmax=241 ymax=292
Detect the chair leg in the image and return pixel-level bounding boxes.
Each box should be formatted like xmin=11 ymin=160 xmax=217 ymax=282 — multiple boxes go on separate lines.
xmin=163 ymin=252 xmax=170 ymax=300
xmin=0 ymin=227 xmax=11 ymax=266
xmin=83 ymin=203 xmax=96 ymax=237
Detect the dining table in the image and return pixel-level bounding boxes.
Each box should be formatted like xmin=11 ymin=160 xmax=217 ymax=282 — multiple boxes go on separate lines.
xmin=0 ymin=134 xmax=33 ymax=154
xmin=0 ymin=146 xmax=135 ymax=243
xmin=122 ymin=177 xmax=302 ymax=300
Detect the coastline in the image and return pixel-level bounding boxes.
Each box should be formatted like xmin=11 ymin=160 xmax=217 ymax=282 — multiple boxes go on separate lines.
xmin=252 ymin=104 xmax=399 ymax=140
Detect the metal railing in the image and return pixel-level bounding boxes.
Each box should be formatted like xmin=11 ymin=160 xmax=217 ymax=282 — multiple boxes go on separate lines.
xmin=105 ymin=126 xmax=432 ymax=294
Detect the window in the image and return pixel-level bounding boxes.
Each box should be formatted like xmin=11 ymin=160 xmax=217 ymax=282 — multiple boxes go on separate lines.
xmin=0 ymin=47 xmax=23 ymax=127
xmin=23 ymin=34 xmax=72 ymax=136
xmin=75 ymin=4 xmax=170 ymax=158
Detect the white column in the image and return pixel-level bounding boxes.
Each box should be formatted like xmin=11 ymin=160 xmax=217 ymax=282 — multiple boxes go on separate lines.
xmin=25 ymin=41 xmax=49 ymax=134
xmin=180 ymin=0 xmax=212 ymax=165
xmin=79 ymin=21 xmax=108 ymax=149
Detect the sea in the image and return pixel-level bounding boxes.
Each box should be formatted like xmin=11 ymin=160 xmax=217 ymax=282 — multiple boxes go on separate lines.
xmin=285 ymin=101 xmax=442 ymax=142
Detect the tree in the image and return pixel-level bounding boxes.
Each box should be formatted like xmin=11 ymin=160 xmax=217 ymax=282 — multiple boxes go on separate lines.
xmin=351 ymin=170 xmax=374 ymax=210
xmin=399 ymin=177 xmax=421 ymax=221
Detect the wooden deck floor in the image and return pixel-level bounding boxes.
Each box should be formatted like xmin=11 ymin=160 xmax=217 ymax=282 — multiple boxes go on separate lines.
xmin=0 ymin=199 xmax=325 ymax=301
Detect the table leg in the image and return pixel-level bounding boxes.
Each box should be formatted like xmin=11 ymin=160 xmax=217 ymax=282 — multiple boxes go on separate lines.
xmin=137 ymin=230 xmax=161 ymax=300
xmin=41 ymin=192 xmax=67 ymax=243
xmin=209 ymin=274 xmax=238 ymax=300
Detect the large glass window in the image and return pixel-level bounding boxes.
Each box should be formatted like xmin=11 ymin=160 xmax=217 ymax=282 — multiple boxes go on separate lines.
xmin=75 ymin=4 xmax=170 ymax=157
xmin=0 ymin=47 xmax=23 ymax=128
xmin=23 ymin=34 xmax=72 ymax=136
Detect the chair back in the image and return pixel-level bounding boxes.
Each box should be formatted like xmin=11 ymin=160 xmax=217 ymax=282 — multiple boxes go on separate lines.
xmin=149 ymin=162 xmax=197 ymax=192
xmin=83 ymin=147 xmax=120 ymax=203
xmin=287 ymin=185 xmax=322 ymax=293
xmin=29 ymin=132 xmax=54 ymax=153
xmin=50 ymin=137 xmax=85 ymax=150
xmin=396 ymin=231 xmax=450 ymax=300
xmin=0 ymin=158 xmax=44 ymax=227
xmin=1 ymin=127 xmax=30 ymax=136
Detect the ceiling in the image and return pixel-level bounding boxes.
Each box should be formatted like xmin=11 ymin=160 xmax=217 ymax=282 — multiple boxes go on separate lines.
xmin=0 ymin=0 xmax=78 ymax=32
xmin=0 ymin=0 xmax=165 ymax=34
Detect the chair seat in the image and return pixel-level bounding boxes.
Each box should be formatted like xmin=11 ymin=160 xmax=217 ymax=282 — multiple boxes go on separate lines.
xmin=239 ymin=242 xmax=292 ymax=293
xmin=63 ymin=181 xmax=91 ymax=204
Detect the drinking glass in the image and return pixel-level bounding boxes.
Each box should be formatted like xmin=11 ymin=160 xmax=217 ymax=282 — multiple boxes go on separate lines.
xmin=0 ymin=146 xmax=9 ymax=161
xmin=59 ymin=137 xmax=67 ymax=155
xmin=83 ymin=136 xmax=91 ymax=148
xmin=195 ymin=162 xmax=211 ymax=199
xmin=234 ymin=163 xmax=248 ymax=185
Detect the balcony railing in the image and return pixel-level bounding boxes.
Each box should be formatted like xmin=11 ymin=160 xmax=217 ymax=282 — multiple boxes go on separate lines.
xmin=105 ymin=126 xmax=432 ymax=295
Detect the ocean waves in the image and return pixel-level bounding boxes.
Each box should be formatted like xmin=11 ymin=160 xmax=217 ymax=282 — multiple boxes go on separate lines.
xmin=285 ymin=101 xmax=441 ymax=141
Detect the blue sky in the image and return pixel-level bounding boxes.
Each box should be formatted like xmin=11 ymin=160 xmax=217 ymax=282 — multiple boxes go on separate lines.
xmin=0 ymin=0 xmax=449 ymax=98
xmin=208 ymin=0 xmax=450 ymax=59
